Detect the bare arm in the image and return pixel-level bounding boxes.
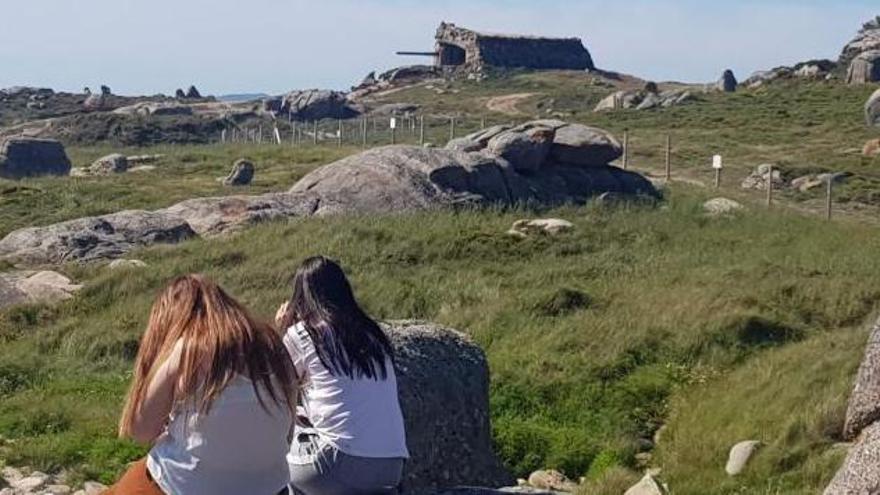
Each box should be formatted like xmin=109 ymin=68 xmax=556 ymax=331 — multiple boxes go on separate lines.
xmin=128 ymin=339 xmax=184 ymax=444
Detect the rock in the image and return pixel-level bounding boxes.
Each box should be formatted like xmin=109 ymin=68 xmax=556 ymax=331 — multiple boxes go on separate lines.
xmin=464 ymin=125 xmax=514 ymax=146
xmin=186 ymin=85 xmax=202 ymax=98
xmin=624 ymin=473 xmax=667 ymax=495
xmin=222 ymin=159 xmax=255 ymax=186
xmin=0 ymin=137 xmax=71 ymax=179
xmin=725 ymin=440 xmax=761 ymax=475
xmin=0 ymin=210 xmax=196 ymax=265
xmin=11 ymin=472 xmax=49 ymax=491
xmin=271 ymin=89 xmax=359 ymax=120
xmin=387 ymin=320 xmax=514 ymax=491
xmin=525 ymin=470 xmax=576 ymax=492
xmin=717 ymin=70 xmax=738 ymax=92
xmin=128 ymin=165 xmax=156 ymax=173
xmin=46 ymin=484 xmax=72 ymax=494
xmin=549 ymin=124 xmax=622 ymax=166
xmin=508 ymin=219 xmax=574 ymax=238
xmin=843 ymin=317 xmax=880 ymax=440
xmin=486 ymin=127 xmax=554 ymax=173
xmin=112 ymin=102 xmax=193 ymax=116
xmin=358 ymin=71 xmax=377 ymax=88
xmin=864 ymin=138 xmax=880 ymax=157
xmin=594 ymin=89 xmax=695 ymax=112
xmin=846 ymin=50 xmax=880 ymax=84
xmin=743 ymin=67 xmax=793 ymax=88
xmin=825 ymin=422 xmax=880 ymax=494
xmin=867 ymin=89 xmax=880 ymax=127
xmin=107 ymin=259 xmax=147 ymax=270
xmin=88 ymin=153 xmax=128 ymax=175
xmin=81 ymin=481 xmax=107 ymax=495
xmin=159 ymin=193 xmax=316 ymax=236
xmin=1 ymin=467 xmax=23 ymax=483
xmin=446 ymin=138 xmax=484 ymax=153
xmin=741 ymin=164 xmax=783 ymax=191
xmin=794 ymin=63 xmax=825 ymax=78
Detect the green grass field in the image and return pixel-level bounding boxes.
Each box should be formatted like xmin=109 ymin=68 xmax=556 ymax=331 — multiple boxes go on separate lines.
xmin=1 ymin=73 xmax=880 ymax=493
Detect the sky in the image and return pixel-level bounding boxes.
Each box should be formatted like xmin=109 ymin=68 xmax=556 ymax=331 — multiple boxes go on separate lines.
xmin=0 ymin=0 xmax=876 ymax=96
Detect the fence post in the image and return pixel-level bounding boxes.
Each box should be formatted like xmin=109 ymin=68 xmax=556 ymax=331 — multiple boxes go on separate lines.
xmin=480 ymin=117 xmax=486 ymax=129
xmin=313 ymin=121 xmax=318 ymax=145
xmin=391 ymin=124 xmax=396 ymax=145
xmin=714 ymin=167 xmax=721 ymax=189
xmin=826 ymin=178 xmax=833 ymax=220
xmin=361 ymin=118 xmax=367 ymax=148
xmin=665 ymin=134 xmax=671 ymax=182
xmin=449 ymin=117 xmax=456 ymax=141
xmin=622 ymin=129 xmax=629 ymax=170
xmin=766 ymin=165 xmax=774 ymax=207
xmin=419 ymin=116 xmax=425 ymax=146
xmin=337 ymin=120 xmax=343 ymax=147
xmin=258 ymin=125 xmax=263 ymax=144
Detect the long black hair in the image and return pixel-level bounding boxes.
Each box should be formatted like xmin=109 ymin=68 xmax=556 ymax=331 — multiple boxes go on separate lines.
xmin=281 ymin=256 xmax=394 ymax=380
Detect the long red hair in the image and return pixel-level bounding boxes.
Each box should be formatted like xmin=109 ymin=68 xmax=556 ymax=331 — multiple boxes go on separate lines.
xmin=119 ymin=274 xmax=296 ymax=437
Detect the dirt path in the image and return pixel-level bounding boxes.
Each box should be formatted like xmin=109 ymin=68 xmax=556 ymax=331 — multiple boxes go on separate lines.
xmin=486 ymin=93 xmax=538 ymax=115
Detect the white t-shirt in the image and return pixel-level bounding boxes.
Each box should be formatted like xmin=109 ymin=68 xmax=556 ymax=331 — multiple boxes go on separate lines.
xmin=283 ymin=322 xmax=409 ymax=460
xmin=147 ymin=375 xmax=293 ymax=495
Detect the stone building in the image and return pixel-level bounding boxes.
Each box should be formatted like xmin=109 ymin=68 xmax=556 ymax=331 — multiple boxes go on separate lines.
xmin=401 ymin=22 xmax=595 ymax=72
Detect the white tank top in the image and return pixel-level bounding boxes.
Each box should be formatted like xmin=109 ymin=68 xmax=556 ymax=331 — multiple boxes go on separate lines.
xmin=284 ymin=322 xmax=409 ymax=460
xmin=147 ymin=375 xmax=293 ymax=495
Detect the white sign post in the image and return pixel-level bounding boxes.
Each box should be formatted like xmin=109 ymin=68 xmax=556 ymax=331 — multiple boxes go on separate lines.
xmin=712 ymin=155 xmax=723 ymax=188
xmin=389 ymin=117 xmax=397 ymax=144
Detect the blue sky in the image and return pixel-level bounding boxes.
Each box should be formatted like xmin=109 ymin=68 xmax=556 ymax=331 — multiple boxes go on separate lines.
xmin=0 ymin=0 xmax=876 ymax=96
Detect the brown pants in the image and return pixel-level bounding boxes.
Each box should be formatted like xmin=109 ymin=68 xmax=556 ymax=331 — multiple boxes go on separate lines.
xmin=102 ymin=458 xmax=165 ymax=495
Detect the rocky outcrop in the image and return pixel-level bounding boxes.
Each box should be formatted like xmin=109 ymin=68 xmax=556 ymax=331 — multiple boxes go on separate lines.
xmin=0 ymin=210 xmax=196 ymax=265
xmin=825 ymin=315 xmax=880 ymax=493
xmin=741 ymin=164 xmax=784 ymax=191
xmin=112 ymin=102 xmax=194 ymax=116
xmin=839 ymin=17 xmax=880 ymax=70
xmin=72 ymin=153 xmax=129 ymax=177
xmin=0 ymin=466 xmax=105 ymax=495
xmin=742 ymin=60 xmax=836 ymax=88
xmin=386 ymin=320 xmax=513 ymax=491
xmin=264 ymin=89 xmax=359 ymax=120
xmin=221 ymin=159 xmax=255 ymax=186
xmin=846 ymin=50 xmax=880 ymax=84
xmin=0 ymin=270 xmax=81 ymax=310
xmin=0 ymin=137 xmax=71 ymax=180
xmin=594 ymin=89 xmax=695 ymax=112
xmin=867 ymin=89 xmax=880 ymax=127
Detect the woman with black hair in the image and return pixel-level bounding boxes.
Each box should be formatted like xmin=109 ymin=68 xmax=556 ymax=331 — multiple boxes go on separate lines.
xmin=276 ymin=256 xmax=408 ymax=495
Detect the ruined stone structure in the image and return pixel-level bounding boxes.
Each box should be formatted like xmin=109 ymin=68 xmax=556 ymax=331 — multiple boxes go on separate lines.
xmin=400 ymin=23 xmax=594 ymax=72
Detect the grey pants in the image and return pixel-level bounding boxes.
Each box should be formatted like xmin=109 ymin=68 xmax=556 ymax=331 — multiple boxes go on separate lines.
xmin=289 ymin=433 xmax=404 ymax=495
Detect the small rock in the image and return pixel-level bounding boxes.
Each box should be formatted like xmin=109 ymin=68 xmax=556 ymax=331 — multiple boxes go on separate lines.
xmin=625 ymin=473 xmax=667 ymax=495
xmin=703 ymin=197 xmax=743 ymax=216
xmin=526 ymin=470 xmax=577 ymax=492
xmin=81 ymin=481 xmax=107 ymax=495
xmin=222 ymin=159 xmax=255 ymax=186
xmin=725 ymin=440 xmax=761 ymax=475
xmin=508 ymin=219 xmax=574 ymax=238
xmin=863 ymin=138 xmax=880 ymax=157
xmin=741 ymin=164 xmax=783 ymax=191
xmin=128 ymin=165 xmax=157 ymax=173
xmin=12 ymin=472 xmax=49 ymax=491
xmin=46 ymin=484 xmax=72 ymax=494
xmin=717 ymin=69 xmax=738 ymax=92
xmin=2 ymin=467 xmax=23 ymax=483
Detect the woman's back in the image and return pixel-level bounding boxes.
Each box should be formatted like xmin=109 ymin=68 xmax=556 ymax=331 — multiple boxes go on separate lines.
xmin=284 ymin=322 xmax=408 ymax=460
xmin=148 ymin=375 xmax=293 ymax=495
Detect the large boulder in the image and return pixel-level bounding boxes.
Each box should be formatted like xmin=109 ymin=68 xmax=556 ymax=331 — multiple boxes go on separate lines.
xmin=843 ymin=317 xmax=880 ymax=440
xmin=846 ymin=50 xmax=880 ymax=84
xmin=549 ymin=123 xmax=622 ymax=166
xmin=0 ymin=137 xmax=71 ymax=179
xmin=0 ymin=210 xmax=196 ymax=265
xmin=486 ymin=127 xmax=554 ymax=173
xmin=594 ymin=89 xmax=694 ymax=112
xmin=289 ymin=144 xmax=655 ymax=216
xmin=385 ymin=320 xmax=513 ymax=491
xmin=867 ymin=89 xmax=880 ymax=127
xmin=0 ymin=270 xmax=82 ymax=310
xmin=825 ymin=422 xmax=880 ymax=494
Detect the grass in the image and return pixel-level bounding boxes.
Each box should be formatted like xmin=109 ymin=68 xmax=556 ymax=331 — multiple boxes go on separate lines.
xmin=2 ymin=73 xmax=880 ymax=492
xmin=1 ymin=189 xmax=879 ymax=493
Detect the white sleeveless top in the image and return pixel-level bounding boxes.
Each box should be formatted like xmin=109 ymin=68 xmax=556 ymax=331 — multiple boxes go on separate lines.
xmin=147 ymin=375 xmax=293 ymax=495
xmin=283 ymin=322 xmax=409 ymax=460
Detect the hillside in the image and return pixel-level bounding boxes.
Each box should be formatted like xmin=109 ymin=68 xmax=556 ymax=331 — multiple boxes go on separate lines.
xmin=1 ymin=68 xmax=879 ymax=494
